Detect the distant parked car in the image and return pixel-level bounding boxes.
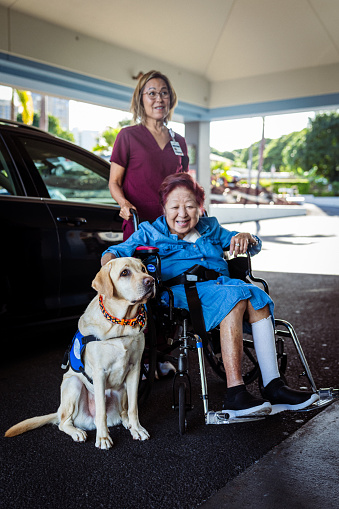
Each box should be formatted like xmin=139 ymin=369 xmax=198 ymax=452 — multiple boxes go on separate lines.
xmin=37 ymin=156 xmax=76 ymax=176
xmin=99 ymin=154 xmax=112 ymax=163
xmin=0 ymin=119 xmax=123 ymax=339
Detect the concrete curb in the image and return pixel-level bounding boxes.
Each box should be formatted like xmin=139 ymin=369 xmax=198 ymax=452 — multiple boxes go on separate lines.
xmin=200 ymin=401 xmax=339 ymax=508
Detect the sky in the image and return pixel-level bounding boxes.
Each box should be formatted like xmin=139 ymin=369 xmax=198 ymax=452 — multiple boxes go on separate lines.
xmin=69 ymin=100 xmax=316 ymax=152
xmin=68 ymin=99 xmax=315 ymax=152
xmin=209 ymin=111 xmax=315 ymax=152
xmin=1 ymin=84 xmax=316 ymax=152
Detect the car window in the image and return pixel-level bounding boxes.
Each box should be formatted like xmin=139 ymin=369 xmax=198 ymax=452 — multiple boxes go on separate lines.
xmin=19 ymin=137 xmax=114 ymax=204
xmin=0 ymin=139 xmax=22 ymax=196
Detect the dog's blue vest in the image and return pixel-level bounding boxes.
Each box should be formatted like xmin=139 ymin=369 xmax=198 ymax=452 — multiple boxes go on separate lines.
xmin=62 ymin=330 xmax=99 ymax=384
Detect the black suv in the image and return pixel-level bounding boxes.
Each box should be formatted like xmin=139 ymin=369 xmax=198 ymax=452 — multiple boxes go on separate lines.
xmin=0 ymin=119 xmax=123 ymax=339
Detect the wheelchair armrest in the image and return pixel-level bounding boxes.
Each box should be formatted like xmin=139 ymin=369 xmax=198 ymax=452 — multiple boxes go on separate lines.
xmin=246 ymin=252 xmax=270 ymax=295
xmin=133 ymin=246 xmax=162 ymax=287
xmin=226 ymin=251 xmax=270 ymax=295
xmin=134 ymin=246 xmax=159 ymax=255
xmin=158 ymin=285 xmax=175 ymax=322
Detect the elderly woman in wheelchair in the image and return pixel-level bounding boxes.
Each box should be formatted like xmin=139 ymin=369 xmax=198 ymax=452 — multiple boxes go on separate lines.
xmin=101 ymin=172 xmax=319 ymax=419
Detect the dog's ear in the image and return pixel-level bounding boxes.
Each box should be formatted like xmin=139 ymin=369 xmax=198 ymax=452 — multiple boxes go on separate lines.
xmin=92 ymin=262 xmax=114 ymax=298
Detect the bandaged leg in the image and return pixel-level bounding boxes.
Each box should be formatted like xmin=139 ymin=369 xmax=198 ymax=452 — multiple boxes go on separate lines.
xmin=251 ymin=316 xmax=280 ymax=387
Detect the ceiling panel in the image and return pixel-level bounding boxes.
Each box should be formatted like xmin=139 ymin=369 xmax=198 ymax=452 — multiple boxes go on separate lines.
xmin=1 ymin=0 xmax=339 ymax=83
xmin=206 ymin=0 xmax=339 ymax=81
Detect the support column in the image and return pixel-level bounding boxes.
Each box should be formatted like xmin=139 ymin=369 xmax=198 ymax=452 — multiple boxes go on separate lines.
xmin=184 ymin=121 xmax=211 ymax=211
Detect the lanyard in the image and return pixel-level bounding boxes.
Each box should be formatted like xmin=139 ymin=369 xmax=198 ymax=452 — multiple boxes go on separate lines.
xmin=169 ymin=128 xmax=184 ymax=156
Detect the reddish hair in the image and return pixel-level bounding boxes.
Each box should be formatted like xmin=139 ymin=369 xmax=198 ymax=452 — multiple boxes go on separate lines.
xmin=159 ymin=173 xmax=205 ymax=210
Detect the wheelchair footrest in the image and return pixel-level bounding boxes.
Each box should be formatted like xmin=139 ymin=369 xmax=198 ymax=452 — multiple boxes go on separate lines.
xmin=301 ymin=387 xmax=339 ymax=411
xmin=205 ymin=410 xmax=265 ymax=424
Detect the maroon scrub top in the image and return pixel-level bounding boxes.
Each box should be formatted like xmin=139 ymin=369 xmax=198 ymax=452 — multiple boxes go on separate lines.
xmin=111 ymin=124 xmax=188 ymax=239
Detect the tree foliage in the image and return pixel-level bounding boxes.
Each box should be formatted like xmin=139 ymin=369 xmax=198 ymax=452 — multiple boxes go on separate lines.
xmin=235 ymin=140 xmax=273 ymax=170
xmin=264 ymin=133 xmax=295 ymax=171
xmin=47 ymin=115 xmax=75 ymax=141
xmin=17 ymin=112 xmax=75 ymax=142
xmin=92 ymin=119 xmax=132 ymax=154
xmin=303 ymin=112 xmax=339 ymax=182
xmin=280 ymin=112 xmax=339 ymax=182
xmin=210 ymin=147 xmax=235 ymax=161
xmin=118 ymin=118 xmax=133 ymax=128
xmin=225 ymin=111 xmax=339 ymax=184
xmin=282 ymin=129 xmax=308 ymax=174
xmin=92 ymin=127 xmax=121 ymax=154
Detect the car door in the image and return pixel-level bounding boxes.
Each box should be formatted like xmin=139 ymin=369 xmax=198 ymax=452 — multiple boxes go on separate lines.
xmin=0 ymin=134 xmax=60 ymax=336
xmin=16 ymin=134 xmax=123 ymax=317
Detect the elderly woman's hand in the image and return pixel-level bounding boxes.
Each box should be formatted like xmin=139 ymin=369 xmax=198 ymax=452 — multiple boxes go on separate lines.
xmin=230 ymin=233 xmax=258 ymax=257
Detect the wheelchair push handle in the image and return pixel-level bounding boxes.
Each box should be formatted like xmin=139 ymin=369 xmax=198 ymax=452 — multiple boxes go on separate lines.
xmin=130 ymin=208 xmax=160 ymax=258
xmin=130 ymin=208 xmax=139 ymax=231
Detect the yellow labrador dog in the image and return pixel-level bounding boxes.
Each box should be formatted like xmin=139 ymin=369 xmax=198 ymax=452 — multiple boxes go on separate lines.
xmin=5 ymin=257 xmax=155 ymax=449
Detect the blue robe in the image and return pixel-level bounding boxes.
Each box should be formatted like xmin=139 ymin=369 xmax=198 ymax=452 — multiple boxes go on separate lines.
xmin=102 ymin=216 xmax=274 ymax=331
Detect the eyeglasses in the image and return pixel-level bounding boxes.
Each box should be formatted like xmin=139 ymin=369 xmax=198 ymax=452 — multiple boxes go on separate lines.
xmin=143 ymin=90 xmax=170 ymax=100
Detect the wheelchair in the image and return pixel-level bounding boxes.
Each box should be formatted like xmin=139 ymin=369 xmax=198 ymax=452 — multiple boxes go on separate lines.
xmin=131 ymin=211 xmax=338 ymax=434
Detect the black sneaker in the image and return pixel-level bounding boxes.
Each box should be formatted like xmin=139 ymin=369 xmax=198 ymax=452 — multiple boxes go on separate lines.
xmin=223 ymin=386 xmax=272 ymax=418
xmin=262 ymin=378 xmax=319 ymax=414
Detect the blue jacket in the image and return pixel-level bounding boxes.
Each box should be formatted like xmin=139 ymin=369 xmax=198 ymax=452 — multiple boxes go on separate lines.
xmin=102 ymin=216 xmax=273 ymax=331
xmin=103 ymin=216 xmax=261 ymax=280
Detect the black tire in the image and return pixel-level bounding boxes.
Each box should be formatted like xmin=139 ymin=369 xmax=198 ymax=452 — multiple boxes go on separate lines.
xmin=138 ymin=306 xmax=157 ymax=405
xmin=203 ymin=333 xmax=286 ymax=387
xmin=203 ymin=331 xmax=260 ymax=385
xmin=203 ymin=329 xmax=226 ymax=381
xmin=178 ymin=382 xmax=187 ymax=435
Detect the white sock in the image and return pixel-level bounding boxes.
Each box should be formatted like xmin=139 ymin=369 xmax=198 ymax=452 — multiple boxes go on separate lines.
xmin=251 ymin=316 xmax=280 ymax=387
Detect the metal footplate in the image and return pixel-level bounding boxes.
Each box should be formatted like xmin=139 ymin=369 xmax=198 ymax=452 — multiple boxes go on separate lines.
xmin=296 ymin=387 xmax=339 ymax=412
xmin=206 ymin=410 xmax=265 ymax=424
xmin=206 ymin=389 xmax=339 ymax=422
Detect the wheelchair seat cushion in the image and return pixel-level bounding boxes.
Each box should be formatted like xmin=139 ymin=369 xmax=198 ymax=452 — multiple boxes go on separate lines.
xmin=161 ymin=276 xmax=274 ymax=333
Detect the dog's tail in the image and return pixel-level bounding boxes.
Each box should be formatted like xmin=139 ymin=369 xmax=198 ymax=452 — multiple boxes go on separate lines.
xmin=5 ymin=413 xmax=59 ymax=437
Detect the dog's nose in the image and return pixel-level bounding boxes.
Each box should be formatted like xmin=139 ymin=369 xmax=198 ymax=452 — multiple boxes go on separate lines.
xmin=143 ymin=276 xmax=154 ymax=287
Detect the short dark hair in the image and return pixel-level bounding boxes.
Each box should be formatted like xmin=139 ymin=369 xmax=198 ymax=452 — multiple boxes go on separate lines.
xmin=159 ymin=173 xmax=205 ymax=209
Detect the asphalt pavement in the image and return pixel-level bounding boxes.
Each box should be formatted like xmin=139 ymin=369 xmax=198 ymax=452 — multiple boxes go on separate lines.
xmin=1 ymin=199 xmax=338 ymax=509
xmin=203 ymin=197 xmax=339 ymax=508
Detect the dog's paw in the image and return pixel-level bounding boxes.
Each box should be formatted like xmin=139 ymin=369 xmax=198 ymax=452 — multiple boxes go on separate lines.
xmin=130 ymin=426 xmax=150 ymax=441
xmin=95 ymin=434 xmax=114 ymax=450
xmin=121 ymin=416 xmax=130 ymax=430
xmin=71 ymin=428 xmax=87 ymax=443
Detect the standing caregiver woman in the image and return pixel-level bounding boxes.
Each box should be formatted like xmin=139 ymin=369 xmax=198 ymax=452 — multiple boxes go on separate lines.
xmin=102 ymin=173 xmax=319 ymax=417
xmin=109 ymin=70 xmax=189 ymax=240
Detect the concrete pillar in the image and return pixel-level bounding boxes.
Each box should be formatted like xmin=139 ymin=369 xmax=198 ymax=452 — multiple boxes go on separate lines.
xmin=184 ymin=121 xmax=211 ymax=210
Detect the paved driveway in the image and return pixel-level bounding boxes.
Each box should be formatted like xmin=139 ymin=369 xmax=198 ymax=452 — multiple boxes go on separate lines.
xmin=222 ymin=202 xmax=339 ymax=276
xmin=1 ymin=203 xmax=338 ymax=509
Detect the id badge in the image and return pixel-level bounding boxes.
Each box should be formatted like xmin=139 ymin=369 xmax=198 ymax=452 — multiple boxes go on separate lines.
xmin=170 ymin=140 xmax=184 ymax=156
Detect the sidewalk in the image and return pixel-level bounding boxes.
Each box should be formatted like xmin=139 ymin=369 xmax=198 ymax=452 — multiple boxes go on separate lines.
xmin=200 ymin=400 xmax=339 ymax=508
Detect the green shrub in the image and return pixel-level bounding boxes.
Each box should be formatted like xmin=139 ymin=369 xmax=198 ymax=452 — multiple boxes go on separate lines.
xmin=260 ymin=180 xmax=310 ymax=194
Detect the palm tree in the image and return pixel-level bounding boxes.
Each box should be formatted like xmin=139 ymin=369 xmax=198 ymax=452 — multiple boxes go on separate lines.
xmin=11 ymin=89 xmax=34 ymax=125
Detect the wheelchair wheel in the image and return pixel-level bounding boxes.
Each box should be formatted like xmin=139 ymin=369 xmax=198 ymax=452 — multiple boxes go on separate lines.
xmin=138 ymin=306 xmax=157 ymax=404
xmin=204 ymin=337 xmax=260 ymax=385
xmin=204 ymin=330 xmax=288 ymax=389
xmin=203 ymin=329 xmax=226 ymax=381
xmin=178 ymin=382 xmax=187 ymax=435
xmin=202 ymin=329 xmax=265 ymax=386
